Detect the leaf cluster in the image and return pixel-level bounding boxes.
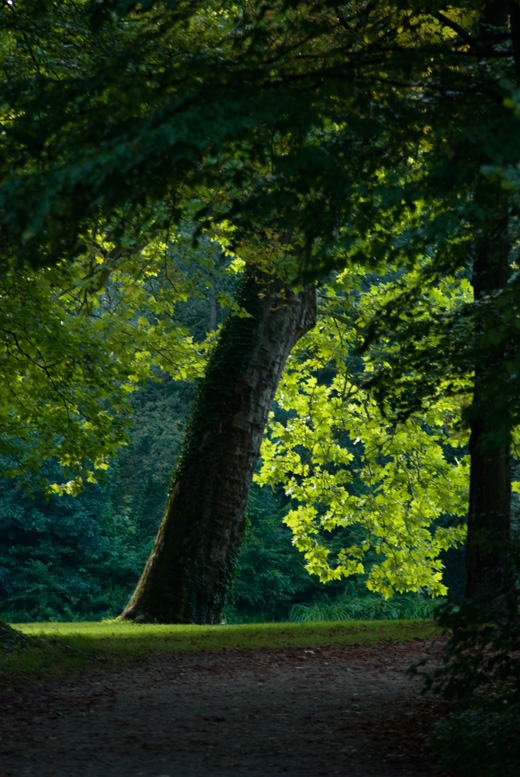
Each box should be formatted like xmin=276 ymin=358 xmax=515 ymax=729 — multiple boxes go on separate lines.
xmin=257 ymin=266 xmax=469 ymax=596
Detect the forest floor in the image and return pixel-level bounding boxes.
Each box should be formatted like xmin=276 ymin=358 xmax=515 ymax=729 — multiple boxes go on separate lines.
xmin=0 ymin=638 xmax=454 ymax=777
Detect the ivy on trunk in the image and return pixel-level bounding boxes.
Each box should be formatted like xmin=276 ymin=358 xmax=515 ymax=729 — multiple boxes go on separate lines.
xmin=121 ymin=271 xmax=316 ymax=623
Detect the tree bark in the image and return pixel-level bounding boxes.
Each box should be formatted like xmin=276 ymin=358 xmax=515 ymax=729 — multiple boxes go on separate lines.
xmin=463 ymin=1 xmax=517 ymax=612
xmin=120 ymin=271 xmax=316 ymax=623
xmin=464 ymin=183 xmax=514 ymax=611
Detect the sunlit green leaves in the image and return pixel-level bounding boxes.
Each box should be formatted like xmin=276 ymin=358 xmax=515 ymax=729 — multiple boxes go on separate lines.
xmin=0 ymin=225 xmax=219 ymax=490
xmin=257 ymin=267 xmax=469 ymax=596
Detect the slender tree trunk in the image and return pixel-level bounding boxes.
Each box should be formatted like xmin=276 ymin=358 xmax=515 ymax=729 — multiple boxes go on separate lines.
xmin=464 ymin=184 xmax=514 ymax=610
xmin=121 ymin=271 xmax=316 ymax=623
xmin=463 ymin=1 xmax=517 ymax=611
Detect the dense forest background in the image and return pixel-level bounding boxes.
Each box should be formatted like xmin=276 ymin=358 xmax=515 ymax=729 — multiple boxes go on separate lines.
xmin=0 ymin=367 xmax=464 ymax=624
xmin=0 ymin=247 xmax=467 ymax=623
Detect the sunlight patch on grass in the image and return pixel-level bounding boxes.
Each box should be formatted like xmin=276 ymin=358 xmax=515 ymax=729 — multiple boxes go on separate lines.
xmin=15 ymin=618 xmax=439 ymax=651
xmin=1 ymin=619 xmax=441 ymax=688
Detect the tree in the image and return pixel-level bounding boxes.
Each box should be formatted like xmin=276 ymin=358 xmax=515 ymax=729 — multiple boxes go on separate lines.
xmin=465 ymin=182 xmax=514 ymax=609
xmin=2 ymin=0 xmax=520 ymax=621
xmin=357 ymin=2 xmax=520 ymax=611
xmin=121 ymin=270 xmax=316 ymax=623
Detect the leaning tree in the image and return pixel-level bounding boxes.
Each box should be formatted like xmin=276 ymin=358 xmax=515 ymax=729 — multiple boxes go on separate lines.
xmin=121 ymin=268 xmax=316 ymax=622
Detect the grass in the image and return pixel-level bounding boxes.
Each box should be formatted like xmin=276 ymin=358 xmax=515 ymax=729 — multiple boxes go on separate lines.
xmin=0 ymin=618 xmax=441 ymax=688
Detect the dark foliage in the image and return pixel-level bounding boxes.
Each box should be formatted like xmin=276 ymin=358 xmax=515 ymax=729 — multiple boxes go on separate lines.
xmin=412 ymin=593 xmax=520 ymax=777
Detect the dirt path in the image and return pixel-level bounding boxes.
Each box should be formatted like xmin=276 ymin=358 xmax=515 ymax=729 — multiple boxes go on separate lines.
xmin=0 ymin=639 xmax=450 ymax=777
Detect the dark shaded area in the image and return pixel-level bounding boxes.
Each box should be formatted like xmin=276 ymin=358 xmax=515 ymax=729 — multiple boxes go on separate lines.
xmin=0 ymin=641 xmax=447 ymax=777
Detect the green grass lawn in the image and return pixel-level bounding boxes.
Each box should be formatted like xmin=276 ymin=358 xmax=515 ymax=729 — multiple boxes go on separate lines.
xmin=1 ymin=619 xmax=441 ymax=688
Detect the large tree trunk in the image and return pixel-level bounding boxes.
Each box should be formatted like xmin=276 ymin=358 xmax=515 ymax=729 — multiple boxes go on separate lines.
xmin=121 ymin=271 xmax=316 ymax=623
xmin=464 ymin=183 xmax=514 ymax=611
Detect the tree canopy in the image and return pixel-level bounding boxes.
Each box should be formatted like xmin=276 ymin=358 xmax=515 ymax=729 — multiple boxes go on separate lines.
xmin=4 ymin=0 xmax=520 ymax=418
xmin=3 ymin=1 xmax=518 ymax=274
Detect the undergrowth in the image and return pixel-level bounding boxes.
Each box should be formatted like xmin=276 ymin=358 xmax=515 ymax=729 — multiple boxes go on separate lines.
xmin=289 ymin=592 xmax=439 ymax=622
xmin=431 ymin=696 xmax=520 ymax=777
xmin=414 ymin=597 xmax=520 ymax=777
